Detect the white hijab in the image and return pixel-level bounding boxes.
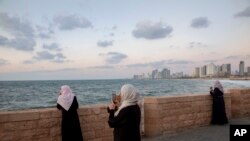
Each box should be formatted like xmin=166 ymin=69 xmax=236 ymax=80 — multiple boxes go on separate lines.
xmin=57 ymin=85 xmax=75 ymax=111
xmin=214 ymin=80 xmax=224 ymax=93
xmin=115 ymin=84 xmax=140 ymax=116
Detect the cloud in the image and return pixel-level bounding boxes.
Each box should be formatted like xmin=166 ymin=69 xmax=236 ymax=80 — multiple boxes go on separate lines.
xmin=35 ymin=25 xmax=54 ymax=39
xmin=88 ymin=65 xmax=115 ymax=69
xmin=127 ymin=60 xmax=193 ymax=68
xmin=0 ymin=13 xmax=35 ymax=37
xmin=112 ymin=25 xmax=117 ymax=30
xmin=132 ymin=20 xmax=173 ymax=40
xmin=0 ymin=58 xmax=9 ymax=66
xmin=110 ymin=33 xmax=114 ymax=36
xmin=190 ymin=17 xmax=210 ymax=28
xmin=0 ymin=35 xmax=35 ymax=51
xmin=32 ymin=51 xmax=68 ymax=63
xmin=188 ymin=42 xmax=207 ymax=48
xmin=224 ymin=56 xmax=239 ymax=59
xmin=203 ymin=60 xmax=218 ymax=63
xmin=235 ymin=6 xmax=250 ymax=18
xmin=43 ymin=43 xmax=62 ymax=51
xmin=53 ymin=14 xmax=92 ymax=30
xmin=99 ymin=52 xmax=127 ymax=64
xmin=34 ymin=68 xmax=80 ymax=73
xmin=23 ymin=60 xmax=36 ymax=64
xmin=97 ymin=40 xmax=113 ymax=48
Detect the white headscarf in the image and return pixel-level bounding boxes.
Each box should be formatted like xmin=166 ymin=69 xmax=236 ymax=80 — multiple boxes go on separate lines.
xmin=214 ymin=80 xmax=224 ymax=93
xmin=57 ymin=85 xmax=75 ymax=111
xmin=115 ymin=84 xmax=140 ymax=116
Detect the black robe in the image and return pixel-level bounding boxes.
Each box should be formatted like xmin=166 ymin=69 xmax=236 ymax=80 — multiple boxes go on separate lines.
xmin=57 ymin=97 xmax=83 ymax=141
xmin=108 ymin=105 xmax=141 ymax=141
xmin=210 ymin=88 xmax=228 ymax=125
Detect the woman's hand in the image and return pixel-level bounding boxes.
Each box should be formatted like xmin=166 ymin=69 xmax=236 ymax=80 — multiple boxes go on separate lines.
xmin=108 ymin=103 xmax=116 ymax=110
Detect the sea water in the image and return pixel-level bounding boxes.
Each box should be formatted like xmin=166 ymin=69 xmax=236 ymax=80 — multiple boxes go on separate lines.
xmin=0 ymin=79 xmax=249 ymax=111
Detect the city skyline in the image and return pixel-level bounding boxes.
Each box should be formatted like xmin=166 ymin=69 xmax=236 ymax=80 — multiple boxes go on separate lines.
xmin=134 ymin=60 xmax=250 ymax=79
xmin=0 ymin=0 xmax=250 ymax=80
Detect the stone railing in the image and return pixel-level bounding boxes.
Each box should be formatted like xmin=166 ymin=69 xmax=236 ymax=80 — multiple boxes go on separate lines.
xmin=144 ymin=94 xmax=231 ymax=136
xmin=0 ymin=104 xmax=112 ymax=141
xmin=0 ymin=88 xmax=250 ymax=141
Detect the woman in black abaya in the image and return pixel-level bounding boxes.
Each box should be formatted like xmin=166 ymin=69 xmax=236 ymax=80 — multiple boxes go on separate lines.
xmin=57 ymin=85 xmax=83 ymax=141
xmin=210 ymin=80 xmax=228 ymax=125
xmin=108 ymin=84 xmax=141 ymax=141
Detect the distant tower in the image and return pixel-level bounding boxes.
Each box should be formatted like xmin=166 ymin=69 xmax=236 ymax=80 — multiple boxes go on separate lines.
xmin=248 ymin=67 xmax=250 ymax=76
xmin=152 ymin=69 xmax=158 ymax=79
xmin=200 ymin=65 xmax=207 ymax=77
xmin=193 ymin=67 xmax=200 ymax=77
xmin=239 ymin=61 xmax=244 ymax=76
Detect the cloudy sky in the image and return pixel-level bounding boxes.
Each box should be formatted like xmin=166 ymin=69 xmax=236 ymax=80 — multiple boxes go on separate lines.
xmin=0 ymin=0 xmax=250 ymax=80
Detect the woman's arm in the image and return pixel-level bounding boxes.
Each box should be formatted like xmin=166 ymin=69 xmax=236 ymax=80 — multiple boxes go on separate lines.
xmin=108 ymin=108 xmax=127 ymax=128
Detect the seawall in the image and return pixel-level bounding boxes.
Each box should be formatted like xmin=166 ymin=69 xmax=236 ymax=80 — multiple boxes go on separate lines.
xmin=1 ymin=88 xmax=250 ymax=141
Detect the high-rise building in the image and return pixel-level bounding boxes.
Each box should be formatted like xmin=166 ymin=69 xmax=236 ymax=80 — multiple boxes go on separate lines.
xmin=220 ymin=64 xmax=231 ymax=77
xmin=206 ymin=63 xmax=217 ymax=77
xmin=239 ymin=61 xmax=244 ymax=76
xmin=200 ymin=65 xmax=206 ymax=77
xmin=193 ymin=67 xmax=200 ymax=77
xmin=161 ymin=68 xmax=170 ymax=79
xmin=152 ymin=69 xmax=158 ymax=79
xmin=248 ymin=67 xmax=250 ymax=76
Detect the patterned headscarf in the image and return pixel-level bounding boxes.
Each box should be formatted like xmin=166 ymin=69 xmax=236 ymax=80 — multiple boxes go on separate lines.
xmin=214 ymin=80 xmax=224 ymax=93
xmin=57 ymin=85 xmax=75 ymax=111
xmin=115 ymin=84 xmax=139 ymax=116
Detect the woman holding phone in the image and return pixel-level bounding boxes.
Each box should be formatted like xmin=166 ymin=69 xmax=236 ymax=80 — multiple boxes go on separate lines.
xmin=210 ymin=80 xmax=228 ymax=125
xmin=107 ymin=84 xmax=141 ymax=141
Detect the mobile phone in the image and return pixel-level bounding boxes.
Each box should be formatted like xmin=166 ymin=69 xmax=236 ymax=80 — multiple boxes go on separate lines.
xmin=210 ymin=86 xmax=213 ymax=91
xmin=112 ymin=93 xmax=116 ymax=104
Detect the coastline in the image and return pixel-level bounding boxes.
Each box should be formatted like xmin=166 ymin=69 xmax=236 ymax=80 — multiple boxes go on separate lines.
xmin=1 ymin=88 xmax=250 ymax=141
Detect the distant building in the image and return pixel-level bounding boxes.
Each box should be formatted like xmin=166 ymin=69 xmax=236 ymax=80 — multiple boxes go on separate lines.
xmin=206 ymin=63 xmax=217 ymax=77
xmin=193 ymin=67 xmax=200 ymax=77
xmin=239 ymin=61 xmax=244 ymax=76
xmin=248 ymin=67 xmax=250 ymax=76
xmin=152 ymin=69 xmax=158 ymax=79
xmin=220 ymin=64 xmax=231 ymax=77
xmin=161 ymin=68 xmax=171 ymax=79
xmin=200 ymin=65 xmax=207 ymax=77
xmin=172 ymin=72 xmax=183 ymax=78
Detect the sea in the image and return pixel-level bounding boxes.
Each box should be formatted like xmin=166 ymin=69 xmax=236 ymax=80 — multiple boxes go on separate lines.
xmin=0 ymin=79 xmax=250 ymax=111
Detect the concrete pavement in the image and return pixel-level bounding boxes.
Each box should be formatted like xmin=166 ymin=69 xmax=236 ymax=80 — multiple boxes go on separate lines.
xmin=142 ymin=118 xmax=250 ymax=141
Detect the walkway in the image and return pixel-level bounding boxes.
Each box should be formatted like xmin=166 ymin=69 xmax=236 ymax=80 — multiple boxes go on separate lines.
xmin=142 ymin=118 xmax=250 ymax=141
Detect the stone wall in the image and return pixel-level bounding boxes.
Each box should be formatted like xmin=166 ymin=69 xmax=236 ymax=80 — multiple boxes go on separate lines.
xmin=1 ymin=88 xmax=250 ymax=140
xmin=229 ymin=88 xmax=250 ymax=118
xmin=144 ymin=94 xmax=231 ymax=137
xmin=0 ymin=104 xmax=113 ymax=141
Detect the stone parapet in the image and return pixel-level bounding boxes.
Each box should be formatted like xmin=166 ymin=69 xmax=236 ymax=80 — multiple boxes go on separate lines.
xmin=1 ymin=88 xmax=250 ymax=140
xmin=144 ymin=93 xmax=232 ymax=137
xmin=0 ymin=104 xmax=112 ymax=141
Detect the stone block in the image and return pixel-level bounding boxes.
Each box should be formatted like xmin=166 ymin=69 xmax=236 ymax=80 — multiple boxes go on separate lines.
xmin=50 ymin=126 xmax=60 ymax=137
xmin=8 ymin=111 xmax=39 ymax=122
xmin=83 ymin=131 xmax=95 ymax=139
xmin=102 ymin=136 xmax=113 ymax=141
xmin=51 ymin=111 xmax=61 ymax=118
xmin=4 ymin=120 xmax=37 ymax=131
xmin=39 ymin=111 xmax=52 ymax=119
xmin=0 ymin=113 xmax=9 ymax=123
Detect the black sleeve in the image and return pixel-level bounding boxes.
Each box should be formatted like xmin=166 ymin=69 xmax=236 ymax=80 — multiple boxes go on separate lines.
xmin=108 ymin=108 xmax=127 ymax=128
xmin=210 ymin=90 xmax=214 ymax=96
xmin=57 ymin=103 xmax=62 ymax=110
xmin=211 ymin=88 xmax=223 ymax=97
xmin=71 ymin=97 xmax=79 ymax=110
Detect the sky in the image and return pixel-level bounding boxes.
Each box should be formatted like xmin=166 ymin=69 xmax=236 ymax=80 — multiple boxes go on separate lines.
xmin=0 ymin=0 xmax=250 ymax=80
